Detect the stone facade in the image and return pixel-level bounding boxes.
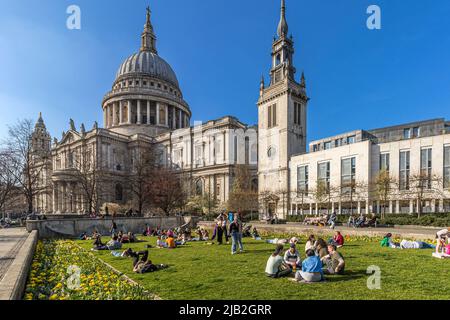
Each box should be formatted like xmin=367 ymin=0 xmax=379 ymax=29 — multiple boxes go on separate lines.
xmin=31 ymin=1 xmax=450 ymax=218
xmin=32 ymin=8 xmax=257 ymax=214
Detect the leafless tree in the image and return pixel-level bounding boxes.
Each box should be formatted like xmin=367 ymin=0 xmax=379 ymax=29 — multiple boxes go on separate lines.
xmin=3 ymin=119 xmax=48 ymax=213
xmin=372 ymin=170 xmax=397 ymax=219
xmin=407 ymin=172 xmax=443 ymax=218
xmin=339 ymin=180 xmax=369 ymax=215
xmin=129 ymin=144 xmax=158 ymax=216
xmin=146 ymin=167 xmax=186 ymax=215
xmin=0 ymin=150 xmax=19 ymax=218
xmin=66 ymin=141 xmax=103 ymax=215
xmin=227 ymin=165 xmax=258 ymax=217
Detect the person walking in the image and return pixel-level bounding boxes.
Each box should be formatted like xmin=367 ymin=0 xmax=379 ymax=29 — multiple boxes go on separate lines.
xmin=229 ymin=216 xmax=244 ymax=254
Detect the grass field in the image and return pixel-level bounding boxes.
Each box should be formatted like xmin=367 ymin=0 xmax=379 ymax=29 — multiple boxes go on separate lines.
xmin=76 ymin=237 xmax=450 ymax=300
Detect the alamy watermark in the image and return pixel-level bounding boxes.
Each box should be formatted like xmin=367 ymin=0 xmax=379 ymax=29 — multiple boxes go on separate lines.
xmin=367 ymin=5 xmax=381 ymax=30
xmin=66 ymin=5 xmax=81 ymax=30
xmin=367 ymin=265 xmax=382 ymax=290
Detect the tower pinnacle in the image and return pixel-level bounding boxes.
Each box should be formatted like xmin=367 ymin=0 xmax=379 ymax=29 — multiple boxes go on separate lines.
xmin=141 ymin=6 xmax=157 ymax=54
xmin=277 ymin=0 xmax=288 ymax=38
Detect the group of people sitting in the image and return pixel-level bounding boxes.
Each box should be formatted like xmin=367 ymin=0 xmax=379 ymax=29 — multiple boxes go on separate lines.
xmin=81 ymin=227 xmax=137 ymax=251
xmin=265 ymin=233 xmax=346 ymax=283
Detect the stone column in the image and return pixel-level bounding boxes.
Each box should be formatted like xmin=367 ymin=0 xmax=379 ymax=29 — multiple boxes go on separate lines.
xmin=173 ymin=107 xmax=176 ymax=128
xmin=396 ymin=200 xmax=400 ymax=214
xmin=439 ymin=199 xmax=444 ymax=213
xmin=127 ymin=100 xmax=132 ymax=124
xmin=409 ymin=200 xmax=414 ymax=215
xmin=165 ymin=105 xmax=169 ymax=126
xmin=52 ymin=183 xmax=57 ymax=213
xmin=147 ymin=101 xmax=151 ymax=125
xmin=315 ymin=203 xmax=318 ymax=216
xmin=338 ymin=202 xmax=342 ymax=215
xmin=179 ymin=109 xmax=182 ymax=129
xmin=113 ymin=102 xmax=118 ymax=126
xmin=389 ymin=201 xmax=393 ymax=214
xmin=137 ymin=100 xmax=142 ymax=124
xmin=103 ymin=108 xmax=107 ymax=128
xmin=62 ymin=183 xmax=66 ymax=213
xmin=357 ymin=201 xmax=361 ymax=214
xmin=119 ymin=102 xmax=124 ymax=124
xmin=156 ymin=102 xmax=160 ymax=125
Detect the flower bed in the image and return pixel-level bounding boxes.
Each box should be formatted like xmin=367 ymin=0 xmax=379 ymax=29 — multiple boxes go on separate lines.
xmin=24 ymin=240 xmax=150 ymax=300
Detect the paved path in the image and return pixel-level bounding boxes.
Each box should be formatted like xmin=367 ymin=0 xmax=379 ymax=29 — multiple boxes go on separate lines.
xmin=0 ymin=228 xmax=28 ymax=282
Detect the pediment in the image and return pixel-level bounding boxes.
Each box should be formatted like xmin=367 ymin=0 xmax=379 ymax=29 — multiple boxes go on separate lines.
xmin=59 ymin=130 xmax=82 ymax=145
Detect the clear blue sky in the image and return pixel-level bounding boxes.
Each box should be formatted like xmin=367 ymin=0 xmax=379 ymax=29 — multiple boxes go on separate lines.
xmin=1 ymin=0 xmax=450 ymax=145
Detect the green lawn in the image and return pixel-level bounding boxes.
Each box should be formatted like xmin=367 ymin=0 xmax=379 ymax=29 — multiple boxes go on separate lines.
xmin=76 ymin=237 xmax=450 ymax=300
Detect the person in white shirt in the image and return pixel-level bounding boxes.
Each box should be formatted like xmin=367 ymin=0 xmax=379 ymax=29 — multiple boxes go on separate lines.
xmin=284 ymin=243 xmax=301 ymax=269
xmin=305 ymin=235 xmax=316 ymax=252
xmin=399 ymin=239 xmax=435 ymax=249
xmin=265 ymin=244 xmax=292 ymax=278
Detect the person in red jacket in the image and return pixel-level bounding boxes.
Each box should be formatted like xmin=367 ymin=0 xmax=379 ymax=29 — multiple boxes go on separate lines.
xmin=332 ymin=231 xmax=345 ymax=248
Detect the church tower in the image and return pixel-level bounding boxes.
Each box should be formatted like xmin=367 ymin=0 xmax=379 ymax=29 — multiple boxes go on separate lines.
xmin=32 ymin=112 xmax=52 ymax=159
xmin=257 ymin=0 xmax=309 ymax=218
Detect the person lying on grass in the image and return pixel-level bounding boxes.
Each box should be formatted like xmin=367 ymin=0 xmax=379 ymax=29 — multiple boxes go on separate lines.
xmin=399 ymin=239 xmax=435 ymax=250
xmin=321 ymin=244 xmax=345 ymax=275
xmin=265 ymin=244 xmax=292 ymax=278
xmin=130 ymin=250 xmax=168 ymax=274
xmin=284 ymin=243 xmax=302 ymax=269
xmin=266 ymin=237 xmax=299 ymax=245
xmin=294 ymin=249 xmax=324 ymax=283
xmin=380 ymin=233 xmax=399 ymax=248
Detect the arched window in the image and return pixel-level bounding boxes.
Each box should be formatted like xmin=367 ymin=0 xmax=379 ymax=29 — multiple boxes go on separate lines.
xmin=115 ymin=184 xmax=123 ymax=201
xmin=195 ymin=179 xmax=203 ymax=196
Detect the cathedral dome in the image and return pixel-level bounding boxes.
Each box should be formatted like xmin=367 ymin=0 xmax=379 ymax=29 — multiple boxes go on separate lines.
xmin=115 ymin=51 xmax=180 ymax=89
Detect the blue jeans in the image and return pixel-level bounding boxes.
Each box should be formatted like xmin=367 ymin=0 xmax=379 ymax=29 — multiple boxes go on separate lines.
xmin=419 ymin=241 xmax=436 ymax=249
xmin=231 ymin=232 xmax=243 ymax=253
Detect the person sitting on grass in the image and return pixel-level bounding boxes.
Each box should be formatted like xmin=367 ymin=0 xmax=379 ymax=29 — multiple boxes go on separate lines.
xmin=305 ymin=235 xmax=316 ymax=252
xmin=252 ymin=227 xmax=261 ymax=240
xmin=329 ymin=231 xmax=344 ymax=248
xmin=92 ymin=234 xmax=105 ymax=250
xmin=294 ymin=249 xmax=324 ymax=283
xmin=284 ymin=243 xmax=302 ymax=269
xmin=166 ymin=234 xmax=177 ymax=249
xmin=156 ymin=236 xmax=168 ymax=248
xmin=380 ymin=233 xmax=399 ymax=248
xmin=143 ymin=224 xmax=151 ymax=237
xmin=315 ymin=238 xmax=329 ymax=259
xmin=321 ymin=244 xmax=345 ymax=275
xmin=131 ymin=250 xmax=168 ymax=274
xmin=265 ymin=244 xmax=292 ymax=278
xmin=106 ymin=235 xmax=123 ymax=250
xmin=79 ymin=232 xmax=88 ymax=240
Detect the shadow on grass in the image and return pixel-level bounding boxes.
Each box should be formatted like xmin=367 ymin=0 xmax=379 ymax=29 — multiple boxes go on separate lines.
xmin=325 ymin=270 xmax=367 ymax=282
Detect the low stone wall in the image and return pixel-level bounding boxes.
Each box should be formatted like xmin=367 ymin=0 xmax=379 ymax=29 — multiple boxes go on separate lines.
xmin=0 ymin=230 xmax=38 ymax=300
xmin=197 ymin=221 xmax=440 ymax=241
xmin=27 ymin=216 xmax=199 ymax=239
